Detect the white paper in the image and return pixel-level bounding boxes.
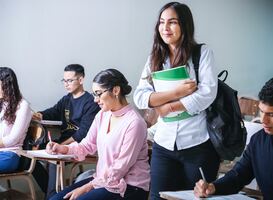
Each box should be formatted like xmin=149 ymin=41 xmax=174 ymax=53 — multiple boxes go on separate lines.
xmin=159 ymin=190 xmax=255 ymax=200
xmin=26 ymin=149 xmax=74 ymax=159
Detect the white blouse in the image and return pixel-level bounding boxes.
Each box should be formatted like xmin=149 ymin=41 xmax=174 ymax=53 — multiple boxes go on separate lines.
xmin=0 ymin=98 xmax=32 ymax=148
xmin=134 ymin=45 xmax=218 ymax=151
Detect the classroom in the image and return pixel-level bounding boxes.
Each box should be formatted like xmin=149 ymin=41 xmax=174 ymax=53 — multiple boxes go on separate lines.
xmin=0 ymin=0 xmax=273 ymax=199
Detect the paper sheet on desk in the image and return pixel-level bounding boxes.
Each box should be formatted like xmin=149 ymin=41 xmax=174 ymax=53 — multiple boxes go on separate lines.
xmin=159 ymin=190 xmax=255 ymax=200
xmin=26 ymin=150 xmax=74 ymax=159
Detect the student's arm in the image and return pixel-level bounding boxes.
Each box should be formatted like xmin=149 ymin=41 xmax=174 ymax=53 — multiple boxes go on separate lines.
xmin=66 ymin=113 xmax=100 ymax=160
xmin=1 ymin=100 xmax=32 ymax=148
xmin=212 ymin=141 xmax=255 ymax=195
xmin=180 ymin=45 xmax=217 ymax=115
xmin=60 ymin=137 xmax=75 ymax=145
xmin=40 ymin=96 xmax=66 ymax=120
xmin=134 ymin=57 xmax=196 ymax=109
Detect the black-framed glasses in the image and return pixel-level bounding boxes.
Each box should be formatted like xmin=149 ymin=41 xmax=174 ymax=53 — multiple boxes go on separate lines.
xmin=61 ymin=78 xmax=78 ymax=84
xmin=92 ymin=89 xmax=110 ymax=98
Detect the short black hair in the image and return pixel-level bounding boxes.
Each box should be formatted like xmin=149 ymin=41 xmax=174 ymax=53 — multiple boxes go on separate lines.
xmin=64 ymin=64 xmax=85 ymax=77
xmin=93 ymin=68 xmax=132 ymax=97
xmin=258 ymin=77 xmax=273 ymax=106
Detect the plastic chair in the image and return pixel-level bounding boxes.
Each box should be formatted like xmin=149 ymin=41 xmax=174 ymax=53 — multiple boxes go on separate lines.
xmin=0 ymin=120 xmax=46 ymax=200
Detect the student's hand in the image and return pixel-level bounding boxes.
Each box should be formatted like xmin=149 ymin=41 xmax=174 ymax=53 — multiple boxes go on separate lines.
xmin=46 ymin=142 xmax=68 ymax=155
xmin=63 ymin=183 xmax=93 ymax=200
xmin=194 ymin=179 xmax=216 ymax=198
xmin=174 ymin=80 xmax=197 ymax=98
xmin=155 ymin=103 xmax=171 ymax=117
xmin=32 ymin=112 xmax=43 ymax=121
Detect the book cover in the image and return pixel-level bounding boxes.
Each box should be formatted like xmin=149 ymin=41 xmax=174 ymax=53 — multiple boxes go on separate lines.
xmin=152 ymin=66 xmax=190 ymax=119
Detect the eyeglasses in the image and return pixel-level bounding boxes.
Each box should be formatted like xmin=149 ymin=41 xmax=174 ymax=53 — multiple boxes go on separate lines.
xmin=92 ymin=89 xmax=110 ymax=98
xmin=61 ymin=78 xmax=78 ymax=84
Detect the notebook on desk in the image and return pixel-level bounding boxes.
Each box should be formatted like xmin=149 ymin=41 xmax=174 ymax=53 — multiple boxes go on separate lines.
xmin=25 ymin=150 xmax=74 ymax=159
xmin=159 ymin=190 xmax=255 ymax=200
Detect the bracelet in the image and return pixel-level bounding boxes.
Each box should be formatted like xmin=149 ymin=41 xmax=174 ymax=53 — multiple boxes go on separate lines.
xmin=169 ymin=103 xmax=174 ymax=112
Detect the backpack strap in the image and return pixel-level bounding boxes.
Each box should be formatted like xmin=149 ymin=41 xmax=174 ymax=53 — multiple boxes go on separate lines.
xmin=192 ymin=44 xmax=204 ymax=84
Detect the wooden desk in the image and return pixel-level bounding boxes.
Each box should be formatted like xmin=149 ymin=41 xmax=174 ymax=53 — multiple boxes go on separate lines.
xmin=17 ymin=150 xmax=98 ymax=192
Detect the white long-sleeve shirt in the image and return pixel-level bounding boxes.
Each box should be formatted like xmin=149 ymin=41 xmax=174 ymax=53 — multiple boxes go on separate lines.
xmin=134 ymin=45 xmax=218 ymax=151
xmin=0 ymin=98 xmax=32 ymax=148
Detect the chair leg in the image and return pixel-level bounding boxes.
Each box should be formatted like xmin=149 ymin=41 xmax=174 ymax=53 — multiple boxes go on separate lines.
xmin=7 ymin=179 xmax=12 ymax=189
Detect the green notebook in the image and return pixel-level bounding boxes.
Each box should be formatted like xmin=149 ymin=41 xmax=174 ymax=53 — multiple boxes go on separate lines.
xmin=152 ymin=66 xmax=193 ymax=122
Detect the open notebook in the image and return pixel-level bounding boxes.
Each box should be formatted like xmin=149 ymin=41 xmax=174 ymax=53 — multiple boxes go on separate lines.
xmin=26 ymin=150 xmax=74 ymax=159
xmin=159 ymin=190 xmax=255 ymax=200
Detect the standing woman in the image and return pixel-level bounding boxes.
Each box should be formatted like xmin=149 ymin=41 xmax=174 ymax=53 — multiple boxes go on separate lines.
xmin=0 ymin=67 xmax=32 ymax=173
xmin=47 ymin=68 xmax=150 ymax=200
xmin=134 ymin=2 xmax=220 ymax=199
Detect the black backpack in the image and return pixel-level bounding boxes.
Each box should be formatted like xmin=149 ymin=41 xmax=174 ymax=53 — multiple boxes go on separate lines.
xmin=192 ymin=44 xmax=247 ymax=161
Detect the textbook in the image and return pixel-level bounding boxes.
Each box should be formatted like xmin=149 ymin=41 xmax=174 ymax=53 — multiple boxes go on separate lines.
xmin=159 ymin=190 xmax=255 ymax=200
xmin=152 ymin=66 xmax=191 ymax=121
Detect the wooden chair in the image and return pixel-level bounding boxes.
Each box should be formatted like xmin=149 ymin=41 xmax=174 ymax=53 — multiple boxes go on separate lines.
xmin=0 ymin=120 xmax=46 ymax=200
xmin=239 ymin=96 xmax=259 ymax=121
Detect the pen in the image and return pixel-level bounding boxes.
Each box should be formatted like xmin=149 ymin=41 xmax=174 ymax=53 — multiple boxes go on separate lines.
xmin=199 ymin=167 xmax=207 ymax=182
xmin=48 ymin=131 xmax=52 ymax=143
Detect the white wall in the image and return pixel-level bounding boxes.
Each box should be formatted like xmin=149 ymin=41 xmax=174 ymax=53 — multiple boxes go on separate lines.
xmin=0 ymin=0 xmax=272 ymax=110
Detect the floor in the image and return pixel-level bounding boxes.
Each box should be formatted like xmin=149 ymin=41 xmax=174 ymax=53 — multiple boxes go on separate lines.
xmin=0 ymin=176 xmax=44 ymax=200
xmin=0 ymin=162 xmax=95 ymax=200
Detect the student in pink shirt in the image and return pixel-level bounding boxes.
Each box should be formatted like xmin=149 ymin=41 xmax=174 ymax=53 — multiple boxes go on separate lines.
xmin=0 ymin=67 xmax=32 ymax=173
xmin=47 ymin=68 xmax=150 ymax=200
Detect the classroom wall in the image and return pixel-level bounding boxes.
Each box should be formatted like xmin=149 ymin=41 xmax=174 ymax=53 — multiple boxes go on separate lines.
xmin=0 ymin=0 xmax=272 ymax=110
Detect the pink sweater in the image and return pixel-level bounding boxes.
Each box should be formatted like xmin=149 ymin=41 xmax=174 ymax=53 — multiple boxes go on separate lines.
xmin=0 ymin=99 xmax=32 ymax=148
xmin=67 ymin=104 xmax=150 ymax=196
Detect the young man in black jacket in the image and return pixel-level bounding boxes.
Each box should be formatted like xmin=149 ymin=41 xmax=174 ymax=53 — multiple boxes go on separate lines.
xmin=32 ymin=64 xmax=100 ymax=199
xmin=194 ymin=77 xmax=273 ymax=200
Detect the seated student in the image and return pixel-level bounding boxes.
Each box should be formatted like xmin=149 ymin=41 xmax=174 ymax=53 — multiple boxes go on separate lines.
xmin=32 ymin=64 xmax=100 ymax=198
xmin=0 ymin=67 xmax=32 ymax=173
xmin=194 ymin=77 xmax=273 ymax=200
xmin=46 ymin=68 xmax=150 ymax=200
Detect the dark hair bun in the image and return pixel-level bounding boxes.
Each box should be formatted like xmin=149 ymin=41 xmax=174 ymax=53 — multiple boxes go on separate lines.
xmin=93 ymin=68 xmax=132 ymax=96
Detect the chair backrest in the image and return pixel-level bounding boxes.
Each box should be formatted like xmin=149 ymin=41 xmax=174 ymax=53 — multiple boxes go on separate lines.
xmin=238 ymin=97 xmax=259 ymax=120
xmin=18 ymin=121 xmax=47 ymax=171
xmin=25 ymin=120 xmax=47 ymax=150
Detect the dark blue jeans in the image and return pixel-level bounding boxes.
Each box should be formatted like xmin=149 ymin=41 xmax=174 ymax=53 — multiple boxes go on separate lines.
xmin=50 ymin=177 xmax=149 ymax=200
xmin=150 ymin=140 xmax=220 ymax=200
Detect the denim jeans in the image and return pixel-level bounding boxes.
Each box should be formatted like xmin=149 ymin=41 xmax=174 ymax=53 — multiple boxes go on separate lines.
xmin=150 ymin=140 xmax=220 ymax=200
xmin=50 ymin=177 xmax=149 ymax=200
xmin=0 ymin=151 xmax=20 ymax=173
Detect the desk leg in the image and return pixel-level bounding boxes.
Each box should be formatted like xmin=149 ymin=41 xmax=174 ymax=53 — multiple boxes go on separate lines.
xmin=59 ymin=161 xmax=65 ymax=191
xmin=55 ymin=164 xmax=61 ymax=192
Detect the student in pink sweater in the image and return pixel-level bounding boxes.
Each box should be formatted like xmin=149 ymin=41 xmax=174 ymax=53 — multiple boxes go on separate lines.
xmin=0 ymin=67 xmax=32 ymax=173
xmin=47 ymin=68 xmax=150 ymax=200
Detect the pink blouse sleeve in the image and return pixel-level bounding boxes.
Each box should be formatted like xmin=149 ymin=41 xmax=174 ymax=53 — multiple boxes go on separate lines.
xmin=67 ymin=112 xmax=100 ymax=161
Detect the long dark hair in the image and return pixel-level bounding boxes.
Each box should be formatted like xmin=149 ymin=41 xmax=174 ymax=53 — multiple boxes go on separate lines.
xmin=0 ymin=67 xmax=22 ymax=125
xmin=151 ymin=2 xmax=197 ymax=72
xmin=93 ymin=68 xmax=132 ymax=97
